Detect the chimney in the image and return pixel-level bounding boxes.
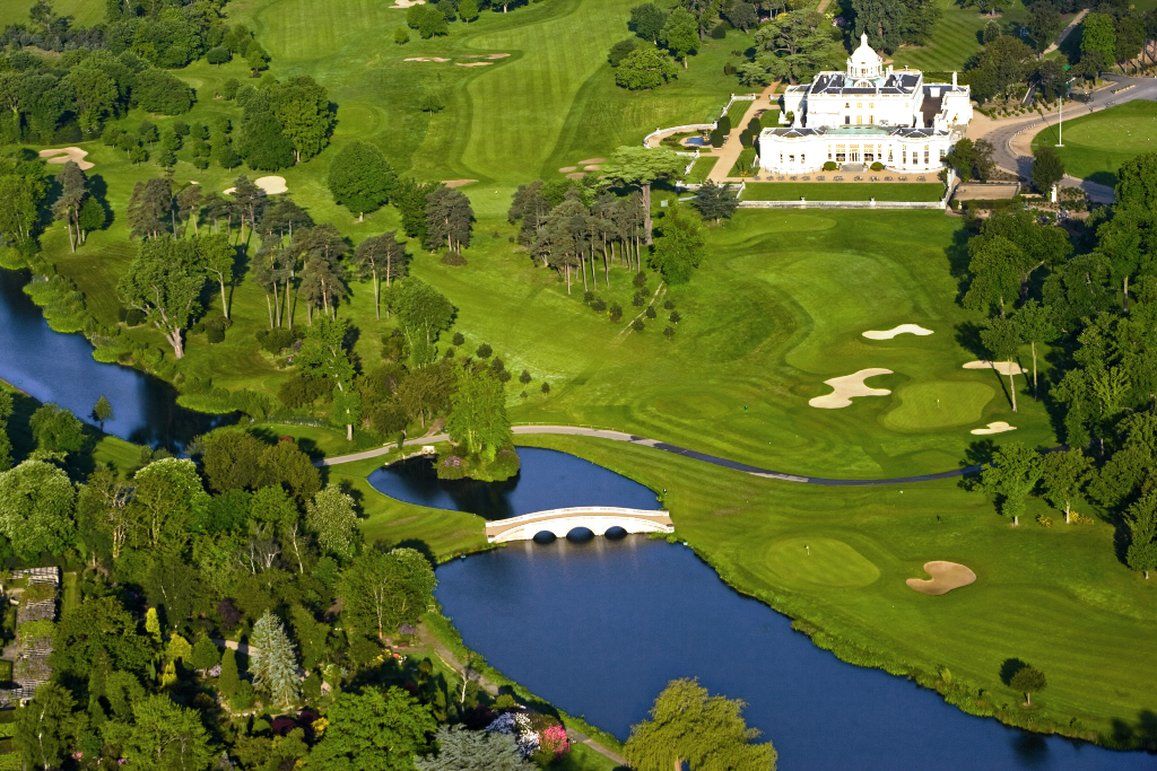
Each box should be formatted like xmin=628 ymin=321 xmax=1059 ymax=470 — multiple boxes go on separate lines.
xmin=952 ymin=71 xmax=958 ymax=88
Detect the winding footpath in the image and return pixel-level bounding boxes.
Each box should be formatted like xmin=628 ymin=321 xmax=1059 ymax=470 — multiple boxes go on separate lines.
xmin=321 ymin=424 xmax=978 ymax=485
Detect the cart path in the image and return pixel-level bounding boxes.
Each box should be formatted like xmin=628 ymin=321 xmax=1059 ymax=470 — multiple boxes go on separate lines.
xmin=320 ymin=424 xmax=978 ymax=486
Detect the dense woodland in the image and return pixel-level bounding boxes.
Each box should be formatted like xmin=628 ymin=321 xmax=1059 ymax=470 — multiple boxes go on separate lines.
xmin=961 ymin=155 xmax=1157 ymax=579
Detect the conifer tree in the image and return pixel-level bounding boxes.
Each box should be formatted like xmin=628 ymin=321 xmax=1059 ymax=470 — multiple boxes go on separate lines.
xmin=249 ymin=610 xmax=301 ymax=706
xmin=190 ymin=634 xmax=220 ymax=674
xmin=218 ymin=646 xmax=240 ymax=699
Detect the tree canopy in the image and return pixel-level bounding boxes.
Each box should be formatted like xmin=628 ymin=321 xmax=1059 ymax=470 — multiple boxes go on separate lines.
xmin=625 ymin=678 xmax=777 ymax=770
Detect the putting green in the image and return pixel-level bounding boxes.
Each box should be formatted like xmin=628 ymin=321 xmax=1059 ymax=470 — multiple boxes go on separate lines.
xmin=882 ymin=381 xmax=997 ymax=432
xmin=765 ymin=537 xmax=881 ymax=589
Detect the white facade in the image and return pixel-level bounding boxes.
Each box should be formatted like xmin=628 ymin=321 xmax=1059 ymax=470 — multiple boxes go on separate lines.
xmin=758 ymin=34 xmax=972 ymax=174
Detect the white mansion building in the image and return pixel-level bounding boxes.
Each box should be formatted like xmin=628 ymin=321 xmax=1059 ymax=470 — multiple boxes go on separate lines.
xmin=758 ymin=34 xmax=972 ymax=174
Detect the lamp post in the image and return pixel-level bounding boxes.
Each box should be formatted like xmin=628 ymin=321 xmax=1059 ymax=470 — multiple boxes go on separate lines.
xmin=1056 ymin=75 xmax=1075 ymax=148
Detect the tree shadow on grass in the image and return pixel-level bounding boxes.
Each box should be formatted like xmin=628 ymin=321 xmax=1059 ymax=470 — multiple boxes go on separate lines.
xmin=394 ymin=538 xmax=438 ymax=571
xmin=1000 ymin=657 xmax=1028 ymax=686
xmin=1087 ymin=171 xmax=1117 ymax=189
xmin=1106 ymin=710 xmax=1157 ymax=752
xmin=954 ymin=320 xmax=986 ymax=358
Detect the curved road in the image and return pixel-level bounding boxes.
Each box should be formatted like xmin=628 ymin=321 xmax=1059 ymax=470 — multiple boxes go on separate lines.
xmin=970 ymin=74 xmax=1157 ymax=203
xmin=321 ymin=424 xmax=978 ymax=486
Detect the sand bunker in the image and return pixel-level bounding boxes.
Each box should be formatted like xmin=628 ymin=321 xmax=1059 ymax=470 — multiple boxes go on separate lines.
xmin=971 ymin=421 xmax=1017 ymax=435
xmin=442 ymin=179 xmax=477 ymax=189
xmin=255 ymin=176 xmax=288 ymax=194
xmin=583 ymin=164 xmax=604 ymax=171
xmin=223 ymin=176 xmax=287 ymax=196
xmin=462 ymin=53 xmax=511 ymax=60
xmin=39 ymin=147 xmax=94 ymax=171
xmin=862 ymin=324 xmax=934 ymax=340
xmin=392 ymin=0 xmax=425 ymax=7
xmin=565 ymin=172 xmax=586 ymax=180
xmin=963 ymin=360 xmax=1027 ymax=376
xmin=404 ymin=57 xmax=450 ymax=63
xmin=906 ymin=561 xmax=976 ymax=595
xmin=456 ymin=62 xmax=492 ymax=68
xmin=579 ymin=157 xmax=606 ymax=164
xmin=808 ymin=368 xmax=893 ymax=409
xmin=559 ymin=166 xmax=578 ymax=173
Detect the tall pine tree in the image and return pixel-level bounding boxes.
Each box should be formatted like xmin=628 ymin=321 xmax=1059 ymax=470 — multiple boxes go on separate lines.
xmin=249 ymin=611 xmax=301 ymax=707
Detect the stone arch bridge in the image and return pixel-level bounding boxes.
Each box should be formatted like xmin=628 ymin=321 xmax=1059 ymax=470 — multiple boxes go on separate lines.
xmin=484 ymin=507 xmax=674 ymax=544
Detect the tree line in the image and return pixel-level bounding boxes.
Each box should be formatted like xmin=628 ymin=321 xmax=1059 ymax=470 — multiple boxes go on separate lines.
xmin=962 ymin=0 xmax=1157 ymax=105
xmin=0 ymin=0 xmax=268 ymax=144
xmin=399 ymin=0 xmax=544 ymax=43
xmin=962 ymin=153 xmax=1157 ymax=578
xmin=509 ymin=146 xmax=733 ymax=296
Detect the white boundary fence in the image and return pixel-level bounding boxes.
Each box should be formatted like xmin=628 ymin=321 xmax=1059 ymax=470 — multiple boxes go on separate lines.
xmin=737 ymin=198 xmax=945 ymax=210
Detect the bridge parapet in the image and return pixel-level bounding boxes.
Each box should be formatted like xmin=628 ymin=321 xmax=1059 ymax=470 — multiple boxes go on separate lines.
xmin=484 ymin=507 xmax=673 ymax=544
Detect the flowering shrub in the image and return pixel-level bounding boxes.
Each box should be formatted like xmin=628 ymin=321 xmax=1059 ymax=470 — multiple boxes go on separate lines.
xmin=486 ymin=711 xmax=540 ymax=758
xmin=539 ymin=724 xmax=570 ymax=757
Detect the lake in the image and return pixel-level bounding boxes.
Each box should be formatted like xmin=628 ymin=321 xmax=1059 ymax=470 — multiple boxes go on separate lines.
xmin=0 ymin=269 xmax=219 ymax=447
xmin=438 ymin=538 xmax=1150 ymax=769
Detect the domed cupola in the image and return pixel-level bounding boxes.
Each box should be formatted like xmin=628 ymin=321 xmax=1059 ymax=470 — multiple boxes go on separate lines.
xmin=847 ymin=32 xmax=883 ymax=80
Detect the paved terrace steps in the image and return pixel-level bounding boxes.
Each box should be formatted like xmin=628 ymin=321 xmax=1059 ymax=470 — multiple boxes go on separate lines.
xmin=321 ymin=424 xmax=979 ymax=485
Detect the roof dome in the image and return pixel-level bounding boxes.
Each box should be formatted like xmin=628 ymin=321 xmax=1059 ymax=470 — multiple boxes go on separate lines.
xmin=847 ymin=33 xmax=883 ymax=78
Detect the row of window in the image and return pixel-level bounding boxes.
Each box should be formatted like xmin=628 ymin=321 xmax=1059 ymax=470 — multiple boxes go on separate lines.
xmin=772 ymin=143 xmax=946 ymax=168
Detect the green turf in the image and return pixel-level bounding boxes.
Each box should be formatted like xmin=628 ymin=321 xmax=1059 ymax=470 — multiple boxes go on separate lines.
xmin=498 ymin=433 xmax=1157 ymax=745
xmin=895 ymin=0 xmax=1027 ymax=74
xmin=0 ymin=0 xmax=105 ymax=27
xmin=684 ymin=156 xmax=716 ymax=184
xmin=882 ymin=380 xmax=997 ymax=431
xmin=328 ymin=453 xmax=488 ymax=558
xmin=741 ymin=182 xmax=945 ymax=201
xmin=1031 ymin=101 xmax=1157 ymax=188
xmin=724 ymin=96 xmax=753 ymax=128
xmin=765 ymin=536 xmax=881 ymax=588
xmin=230 ymin=0 xmax=752 ymax=217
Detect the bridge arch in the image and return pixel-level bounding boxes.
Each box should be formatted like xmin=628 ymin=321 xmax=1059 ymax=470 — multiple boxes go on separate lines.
xmin=485 ymin=507 xmax=673 ymax=544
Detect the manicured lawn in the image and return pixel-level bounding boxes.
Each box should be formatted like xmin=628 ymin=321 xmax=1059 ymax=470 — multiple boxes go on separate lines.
xmin=30 ymin=2 xmax=1038 ymax=482
xmin=495 ymin=433 xmax=1157 ymax=746
xmin=1031 ymin=101 xmax=1157 ymax=188
xmin=0 ymin=0 xmax=104 ymax=26
xmin=895 ymin=0 xmax=1027 ymax=74
xmin=741 ymin=182 xmax=945 ymax=201
xmin=724 ymin=96 xmax=754 ymax=127
xmin=429 ymin=209 xmax=1054 ymax=479
xmin=326 ymin=453 xmax=488 ymax=558
xmin=684 ymin=155 xmax=716 ymax=184
xmin=230 ymin=0 xmax=751 ymax=217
